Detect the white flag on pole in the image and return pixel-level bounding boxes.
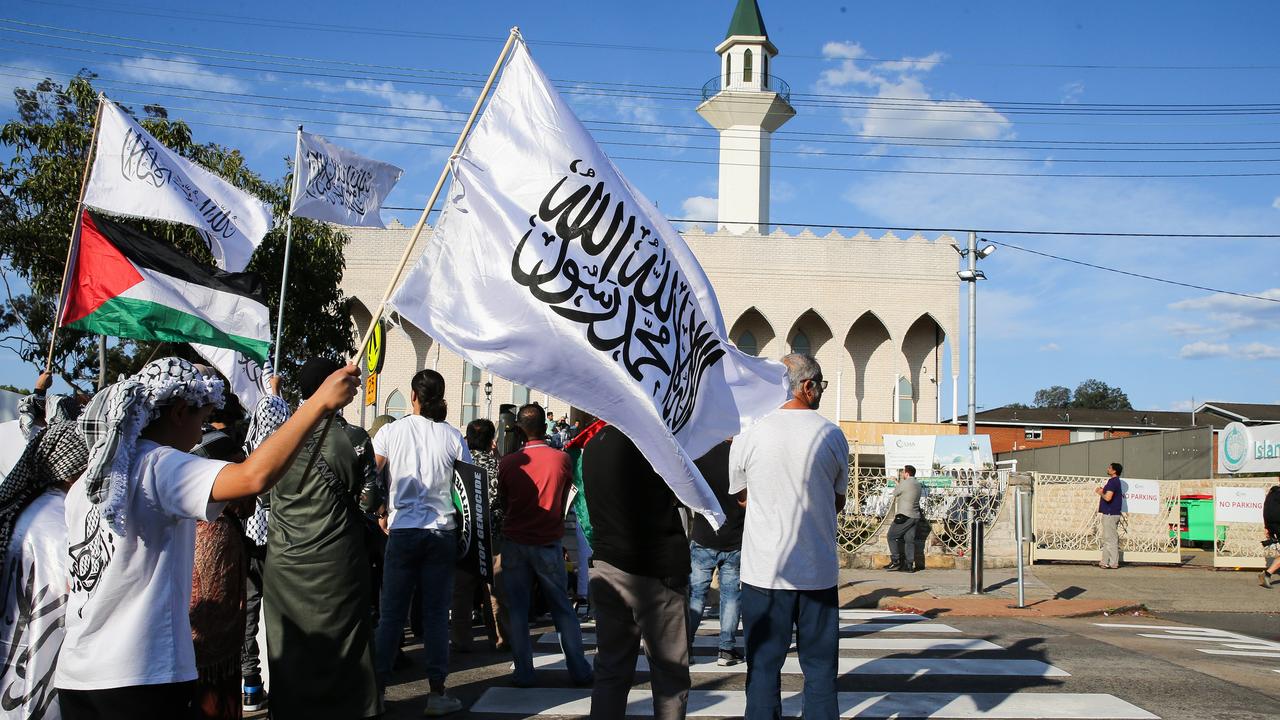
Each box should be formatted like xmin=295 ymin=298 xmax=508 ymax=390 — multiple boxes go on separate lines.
xmin=387 ymin=40 xmax=787 ymax=526
xmin=290 ymin=130 xmax=403 ymax=228
xmin=83 ymin=99 xmax=274 ymax=272
xmin=191 ymin=342 xmax=272 ymax=411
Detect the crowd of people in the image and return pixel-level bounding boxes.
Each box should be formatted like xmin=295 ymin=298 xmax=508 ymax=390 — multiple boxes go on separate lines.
xmin=0 ymin=351 xmax=852 ymax=720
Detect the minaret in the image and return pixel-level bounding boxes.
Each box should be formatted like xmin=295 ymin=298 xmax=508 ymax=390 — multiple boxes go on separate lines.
xmin=696 ymin=0 xmax=795 ymax=234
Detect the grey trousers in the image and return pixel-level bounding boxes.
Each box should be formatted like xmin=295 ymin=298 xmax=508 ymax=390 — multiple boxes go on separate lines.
xmin=887 ymin=517 xmax=920 ymax=567
xmin=1099 ymin=514 xmax=1121 ymax=568
xmin=589 ymin=561 xmax=690 ymax=720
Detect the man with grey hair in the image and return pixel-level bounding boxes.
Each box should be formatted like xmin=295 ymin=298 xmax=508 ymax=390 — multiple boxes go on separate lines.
xmin=729 ymin=353 xmax=849 ymax=720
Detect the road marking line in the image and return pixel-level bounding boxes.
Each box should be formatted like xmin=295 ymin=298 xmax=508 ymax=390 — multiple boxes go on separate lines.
xmin=539 ymin=633 xmax=1001 ymax=651
xmin=840 ymin=610 xmax=925 ymax=621
xmin=527 ymin=653 xmax=1070 ymax=678
xmin=471 ymin=688 xmax=1154 ymax=718
xmin=1197 ymin=648 xmax=1280 ymax=658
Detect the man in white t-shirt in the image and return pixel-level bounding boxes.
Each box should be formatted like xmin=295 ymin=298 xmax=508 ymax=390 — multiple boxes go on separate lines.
xmin=729 ymin=353 xmax=849 ymax=720
xmin=371 ymin=369 xmax=471 ymax=716
xmin=56 ymin=357 xmax=358 ymax=720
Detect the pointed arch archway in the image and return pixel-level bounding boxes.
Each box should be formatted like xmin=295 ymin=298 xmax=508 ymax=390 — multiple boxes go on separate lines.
xmin=786 ymin=310 xmax=833 ymax=358
xmin=902 ymin=313 xmax=946 ymax=423
xmin=728 ymin=307 xmax=776 ymax=358
xmin=843 ymin=311 xmax=894 ymax=421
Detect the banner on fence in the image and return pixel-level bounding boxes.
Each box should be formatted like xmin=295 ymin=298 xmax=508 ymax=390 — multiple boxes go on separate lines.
xmin=1214 ymin=485 xmax=1265 ymax=523
xmin=884 ymin=434 xmax=994 ymax=483
xmin=1121 ymin=478 xmax=1161 ymax=515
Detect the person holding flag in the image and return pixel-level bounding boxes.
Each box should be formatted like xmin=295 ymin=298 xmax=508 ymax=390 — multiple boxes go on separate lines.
xmin=54 ymin=358 xmax=358 ymax=719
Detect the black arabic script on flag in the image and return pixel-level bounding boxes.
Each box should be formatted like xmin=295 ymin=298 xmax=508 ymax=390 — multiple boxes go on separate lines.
xmin=511 ymin=160 xmax=725 ymax=435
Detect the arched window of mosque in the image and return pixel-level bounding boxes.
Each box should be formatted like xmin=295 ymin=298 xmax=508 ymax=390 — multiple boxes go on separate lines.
xmin=791 ymin=330 xmax=810 ymax=357
xmin=896 ymin=376 xmax=915 ymax=423
xmin=386 ymin=390 xmax=406 ymax=419
xmin=725 ymin=54 xmax=732 ymax=87
xmin=743 ymin=49 xmax=754 ymax=82
xmin=737 ymin=331 xmax=758 ymax=357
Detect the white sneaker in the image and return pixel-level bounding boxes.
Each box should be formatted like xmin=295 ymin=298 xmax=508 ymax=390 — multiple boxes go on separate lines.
xmin=423 ymin=692 xmax=463 ymax=716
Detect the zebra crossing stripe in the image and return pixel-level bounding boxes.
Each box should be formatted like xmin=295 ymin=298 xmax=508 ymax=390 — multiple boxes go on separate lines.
xmin=526 ymin=653 xmax=1069 ymax=678
xmin=840 ymin=610 xmax=925 ymax=622
xmin=470 ymin=688 xmax=1154 ymax=718
xmin=538 ymin=633 xmax=1001 ymax=651
xmin=591 ymin=620 xmax=963 ymax=635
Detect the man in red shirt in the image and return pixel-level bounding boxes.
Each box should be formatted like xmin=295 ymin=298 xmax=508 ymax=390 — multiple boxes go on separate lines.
xmin=496 ymin=404 xmax=593 ymax=687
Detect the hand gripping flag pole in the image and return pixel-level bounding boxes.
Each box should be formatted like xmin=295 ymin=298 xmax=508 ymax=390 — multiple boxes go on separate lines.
xmin=302 ymin=27 xmax=522 ymax=478
xmin=46 ymin=93 xmax=105 ymax=374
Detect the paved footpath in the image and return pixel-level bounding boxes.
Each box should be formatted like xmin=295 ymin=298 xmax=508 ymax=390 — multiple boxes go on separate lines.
xmin=374 ymin=605 xmax=1280 ymax=719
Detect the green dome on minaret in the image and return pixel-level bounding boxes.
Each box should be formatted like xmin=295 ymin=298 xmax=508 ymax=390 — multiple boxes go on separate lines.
xmin=726 ymin=0 xmax=768 ymax=38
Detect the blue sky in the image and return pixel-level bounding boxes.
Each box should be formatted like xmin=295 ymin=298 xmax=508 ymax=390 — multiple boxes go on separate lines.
xmin=1 ymin=0 xmax=1278 ymax=414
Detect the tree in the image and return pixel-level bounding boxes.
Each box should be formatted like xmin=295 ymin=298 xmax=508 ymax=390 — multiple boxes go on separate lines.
xmin=0 ymin=74 xmax=354 ymax=396
xmin=1033 ymin=385 xmax=1071 ymax=408
xmin=1071 ymin=378 xmax=1132 ymax=411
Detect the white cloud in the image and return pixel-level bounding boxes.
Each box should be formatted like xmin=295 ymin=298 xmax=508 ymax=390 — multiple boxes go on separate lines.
xmin=680 ymin=195 xmax=717 ymax=231
xmin=1060 ymin=81 xmax=1085 ymax=104
xmin=116 ymin=54 xmax=248 ymax=94
xmin=1273 ymin=196 xmax=1280 ymax=209
xmin=1239 ymin=342 xmax=1280 ymax=360
xmin=816 ymin=40 xmax=1011 ymax=141
xmin=1039 ymin=342 xmax=1061 ymax=352
xmin=1167 ymin=399 xmax=1195 ymax=412
xmin=1169 ymin=289 xmax=1280 ymax=340
xmin=1179 ymin=341 xmax=1231 ymax=358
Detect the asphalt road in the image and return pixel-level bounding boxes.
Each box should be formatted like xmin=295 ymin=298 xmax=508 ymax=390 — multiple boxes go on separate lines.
xmin=373 ymin=609 xmax=1280 ymax=719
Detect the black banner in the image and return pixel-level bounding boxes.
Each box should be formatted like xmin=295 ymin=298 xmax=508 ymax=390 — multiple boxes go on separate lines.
xmin=451 ymin=460 xmax=492 ymax=580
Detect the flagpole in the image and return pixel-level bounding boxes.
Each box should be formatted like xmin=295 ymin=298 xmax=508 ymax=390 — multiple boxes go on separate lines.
xmin=273 ymin=124 xmax=303 ymax=371
xmin=46 ymin=93 xmax=105 ymax=373
xmin=352 ymin=27 xmax=520 ymax=358
xmin=304 ymin=28 xmax=520 ymax=480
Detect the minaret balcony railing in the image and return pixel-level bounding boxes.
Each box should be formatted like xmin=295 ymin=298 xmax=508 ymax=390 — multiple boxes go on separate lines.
xmin=701 ymin=74 xmax=791 ymax=103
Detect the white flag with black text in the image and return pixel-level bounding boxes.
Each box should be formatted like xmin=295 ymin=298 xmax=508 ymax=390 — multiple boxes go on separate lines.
xmin=191 ymin=342 xmax=271 ymax=411
xmin=83 ymin=99 xmax=274 ymax=272
xmin=290 ymin=131 xmax=403 ymax=228
xmin=387 ymin=39 xmax=787 ymax=526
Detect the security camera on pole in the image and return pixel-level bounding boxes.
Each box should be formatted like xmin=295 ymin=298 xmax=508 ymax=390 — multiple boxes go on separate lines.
xmin=954 ymin=231 xmax=996 ymax=593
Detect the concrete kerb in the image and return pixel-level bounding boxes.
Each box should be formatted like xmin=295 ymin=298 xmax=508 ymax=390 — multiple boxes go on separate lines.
xmin=874 ymin=595 xmax=1150 ymax=619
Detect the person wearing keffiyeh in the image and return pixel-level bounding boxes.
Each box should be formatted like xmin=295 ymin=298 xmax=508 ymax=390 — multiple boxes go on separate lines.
xmin=17 ymin=371 xmax=85 ymax=441
xmin=0 ymin=421 xmax=89 ymax=720
xmin=55 ymin=356 xmax=359 ymax=720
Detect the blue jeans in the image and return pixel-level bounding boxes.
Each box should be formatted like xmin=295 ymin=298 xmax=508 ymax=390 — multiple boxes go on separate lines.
xmin=500 ymin=540 xmax=593 ymax=685
xmin=373 ymin=528 xmax=455 ymax=689
xmin=741 ymin=583 xmax=838 ymax=720
xmin=687 ymin=542 xmax=741 ymax=652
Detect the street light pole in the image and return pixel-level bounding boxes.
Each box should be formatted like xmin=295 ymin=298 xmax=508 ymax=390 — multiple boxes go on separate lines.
xmin=967 ymin=230 xmax=977 ymax=437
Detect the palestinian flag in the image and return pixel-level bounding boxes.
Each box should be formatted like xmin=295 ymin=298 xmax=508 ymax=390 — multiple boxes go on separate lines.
xmin=59 ymin=209 xmax=271 ymax=363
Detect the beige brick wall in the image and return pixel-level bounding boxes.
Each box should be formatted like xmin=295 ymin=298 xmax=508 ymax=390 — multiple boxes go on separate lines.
xmin=339 ymin=222 xmax=960 ymax=429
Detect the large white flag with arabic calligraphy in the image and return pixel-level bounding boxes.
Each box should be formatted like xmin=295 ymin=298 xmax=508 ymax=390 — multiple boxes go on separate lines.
xmin=83 ymin=99 xmax=274 ymax=271
xmin=387 ymin=39 xmax=787 ymax=526
xmin=290 ymin=130 xmax=403 ymax=227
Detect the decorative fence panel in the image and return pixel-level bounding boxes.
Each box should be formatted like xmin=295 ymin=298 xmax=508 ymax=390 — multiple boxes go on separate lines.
xmin=840 ymin=468 xmax=1008 ymax=558
xmin=1031 ymin=474 xmax=1181 ymax=564
xmin=1212 ymin=479 xmax=1274 ymax=569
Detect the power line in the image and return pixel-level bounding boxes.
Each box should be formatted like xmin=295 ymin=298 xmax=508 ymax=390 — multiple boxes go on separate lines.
xmin=10 ymin=32 xmax=1280 ymax=128
xmin=986 ymin=239 xmax=1280 ymax=303
xmin=7 ymin=63 xmax=1280 ymax=154
xmin=16 ymin=0 xmax=1280 ymax=72
xmin=8 ymin=19 xmax=1280 ymax=114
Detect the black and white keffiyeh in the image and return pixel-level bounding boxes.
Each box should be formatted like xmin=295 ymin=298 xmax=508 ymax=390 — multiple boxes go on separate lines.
xmin=77 ymin=357 xmax=224 ymax=535
xmin=0 ymin=421 xmax=88 ymax=556
xmin=242 ymin=395 xmax=290 ymax=546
